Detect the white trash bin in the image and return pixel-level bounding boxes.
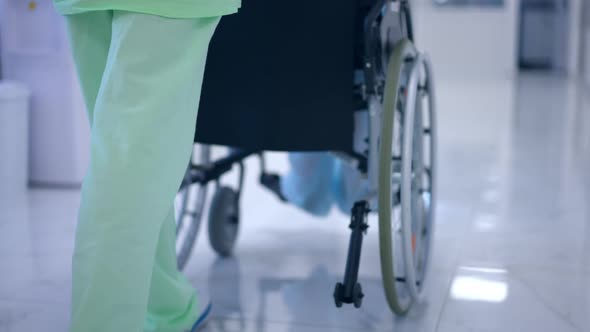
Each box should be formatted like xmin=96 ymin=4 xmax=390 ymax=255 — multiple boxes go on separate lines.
xmin=0 ymin=81 xmax=30 ymax=200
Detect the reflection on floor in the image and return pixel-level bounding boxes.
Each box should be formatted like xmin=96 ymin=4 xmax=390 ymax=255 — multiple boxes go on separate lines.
xmin=1 ymin=74 xmax=589 ymax=331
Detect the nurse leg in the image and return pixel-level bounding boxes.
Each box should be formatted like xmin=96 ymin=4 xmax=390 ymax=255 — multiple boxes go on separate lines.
xmin=69 ymin=12 xmax=219 ymax=332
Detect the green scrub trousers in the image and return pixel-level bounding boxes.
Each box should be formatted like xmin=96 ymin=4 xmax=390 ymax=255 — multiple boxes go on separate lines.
xmin=65 ymin=11 xmax=219 ymax=332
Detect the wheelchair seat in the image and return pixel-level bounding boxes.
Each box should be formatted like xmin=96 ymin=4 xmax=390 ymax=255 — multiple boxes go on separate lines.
xmin=195 ymin=0 xmax=376 ymax=152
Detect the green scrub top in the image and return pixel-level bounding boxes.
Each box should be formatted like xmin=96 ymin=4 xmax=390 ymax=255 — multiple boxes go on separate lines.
xmin=54 ymin=0 xmax=241 ymax=18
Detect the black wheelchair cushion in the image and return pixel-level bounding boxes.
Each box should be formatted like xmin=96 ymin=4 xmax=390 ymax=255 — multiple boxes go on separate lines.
xmin=195 ymin=0 xmax=359 ymax=152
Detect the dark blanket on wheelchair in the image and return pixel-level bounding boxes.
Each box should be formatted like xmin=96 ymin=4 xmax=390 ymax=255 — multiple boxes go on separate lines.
xmin=194 ymin=0 xmax=362 ymax=152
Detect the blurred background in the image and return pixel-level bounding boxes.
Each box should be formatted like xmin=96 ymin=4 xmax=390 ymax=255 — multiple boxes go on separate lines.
xmin=0 ymin=0 xmax=589 ymax=331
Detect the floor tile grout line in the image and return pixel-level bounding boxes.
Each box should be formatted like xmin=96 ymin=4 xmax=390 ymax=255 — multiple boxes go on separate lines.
xmin=432 ymin=269 xmax=454 ymax=332
xmin=433 ymin=202 xmax=478 ymax=332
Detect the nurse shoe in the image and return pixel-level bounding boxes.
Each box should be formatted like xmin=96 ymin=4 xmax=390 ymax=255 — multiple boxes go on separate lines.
xmin=189 ymin=293 xmax=212 ymax=332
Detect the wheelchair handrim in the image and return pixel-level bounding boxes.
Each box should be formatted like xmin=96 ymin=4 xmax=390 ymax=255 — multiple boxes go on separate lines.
xmin=378 ymin=38 xmax=417 ymax=315
xmin=414 ymin=55 xmax=437 ymax=294
xmin=400 ymin=53 xmax=437 ymax=302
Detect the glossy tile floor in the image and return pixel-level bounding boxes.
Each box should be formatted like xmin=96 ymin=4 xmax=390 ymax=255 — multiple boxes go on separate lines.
xmin=1 ymin=73 xmax=590 ymax=331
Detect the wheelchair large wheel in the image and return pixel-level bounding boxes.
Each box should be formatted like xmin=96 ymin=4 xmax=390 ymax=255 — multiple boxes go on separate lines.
xmin=378 ymin=39 xmax=436 ymax=314
xmin=175 ymin=145 xmax=211 ymax=270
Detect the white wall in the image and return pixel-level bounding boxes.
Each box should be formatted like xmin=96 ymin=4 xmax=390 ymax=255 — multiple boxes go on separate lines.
xmin=412 ymin=0 xmax=519 ymax=80
xmin=583 ymin=0 xmax=590 ymax=85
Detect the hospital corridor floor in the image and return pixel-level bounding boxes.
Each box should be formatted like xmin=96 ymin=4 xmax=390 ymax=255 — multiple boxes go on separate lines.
xmin=1 ymin=73 xmax=590 ymax=332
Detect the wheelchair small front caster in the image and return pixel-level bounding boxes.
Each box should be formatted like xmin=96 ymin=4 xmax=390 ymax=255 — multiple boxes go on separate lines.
xmin=333 ymin=282 xmax=364 ymax=308
xmin=208 ymin=186 xmax=240 ymax=257
xmin=353 ymin=283 xmax=364 ymax=308
xmin=333 ymin=282 xmax=344 ymax=308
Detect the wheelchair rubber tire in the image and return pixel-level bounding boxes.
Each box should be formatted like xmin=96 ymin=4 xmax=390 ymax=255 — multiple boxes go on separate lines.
xmin=378 ymin=38 xmax=418 ymax=316
xmin=208 ymin=186 xmax=240 ymax=257
xmin=175 ymin=145 xmax=211 ymax=270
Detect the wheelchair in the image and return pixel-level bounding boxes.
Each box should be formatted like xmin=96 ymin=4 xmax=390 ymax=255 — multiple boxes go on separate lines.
xmin=174 ymin=0 xmax=437 ymax=315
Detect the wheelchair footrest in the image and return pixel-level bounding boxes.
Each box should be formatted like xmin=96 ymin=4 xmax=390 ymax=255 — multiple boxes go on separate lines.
xmin=259 ymin=172 xmax=287 ymax=202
